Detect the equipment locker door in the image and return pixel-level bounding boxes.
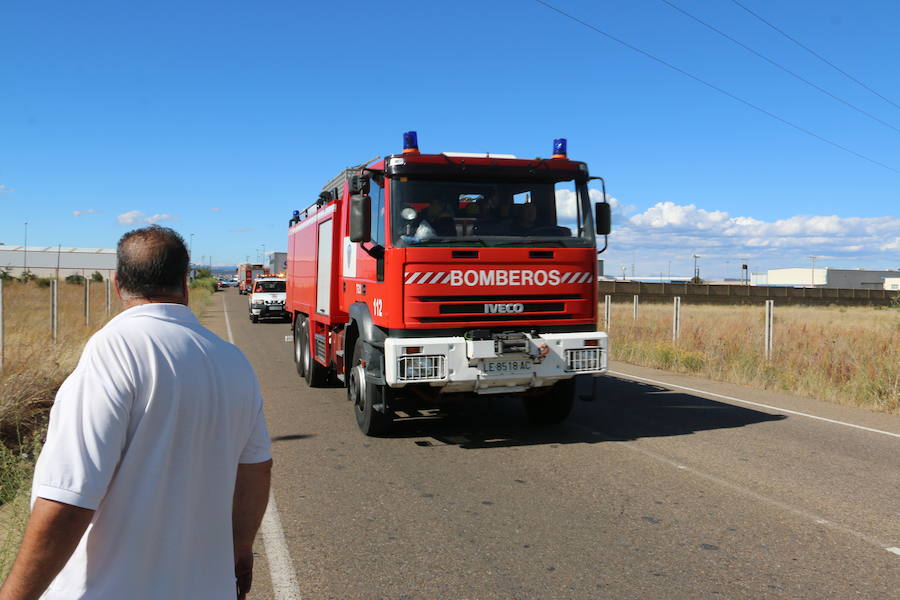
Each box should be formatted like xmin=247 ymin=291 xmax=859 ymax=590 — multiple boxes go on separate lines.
xmin=316 ymin=219 xmax=333 ymax=315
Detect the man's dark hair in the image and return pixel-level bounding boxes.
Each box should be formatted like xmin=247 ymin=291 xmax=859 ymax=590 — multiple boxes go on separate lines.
xmin=116 ymin=226 xmax=189 ymax=297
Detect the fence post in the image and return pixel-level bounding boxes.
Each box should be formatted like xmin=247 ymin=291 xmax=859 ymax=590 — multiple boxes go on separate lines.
xmin=0 ymin=279 xmax=4 ymax=374
xmin=764 ymin=300 xmax=774 ymax=360
xmin=604 ymin=294 xmax=612 ymax=330
xmin=51 ymin=279 xmax=58 ymax=343
xmin=672 ymin=296 xmax=681 ymax=343
xmin=633 ymin=294 xmax=639 ymax=321
xmin=105 ymin=279 xmax=111 ymax=317
xmin=85 ymin=279 xmax=90 ymax=326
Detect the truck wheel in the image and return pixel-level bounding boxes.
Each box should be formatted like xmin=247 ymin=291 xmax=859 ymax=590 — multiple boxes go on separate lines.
xmin=349 ymin=342 xmax=391 ymax=436
xmin=293 ymin=316 xmax=306 ymax=378
xmin=250 ymin=314 xmax=258 ymax=323
xmin=303 ymin=317 xmax=329 ymax=387
xmin=523 ymin=379 xmax=575 ymax=425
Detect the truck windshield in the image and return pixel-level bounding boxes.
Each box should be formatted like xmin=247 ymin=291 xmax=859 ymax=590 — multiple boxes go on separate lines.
xmin=255 ymin=281 xmax=285 ymax=292
xmin=390 ymin=179 xmax=595 ymax=248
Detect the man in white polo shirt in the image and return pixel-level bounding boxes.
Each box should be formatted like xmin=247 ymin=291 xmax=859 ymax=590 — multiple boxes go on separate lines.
xmin=0 ymin=226 xmax=272 ymax=600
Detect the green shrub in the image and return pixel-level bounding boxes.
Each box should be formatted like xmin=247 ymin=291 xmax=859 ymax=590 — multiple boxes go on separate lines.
xmin=65 ymin=274 xmax=85 ymax=285
xmin=91 ymin=271 xmax=104 ymax=282
xmin=189 ymin=277 xmax=217 ymax=294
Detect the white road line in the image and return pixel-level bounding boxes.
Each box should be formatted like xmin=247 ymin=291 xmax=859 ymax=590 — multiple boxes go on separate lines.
xmin=261 ymin=491 xmax=303 ymax=599
xmin=607 ymin=370 xmax=900 ymax=439
xmin=576 ymin=425 xmax=897 ymax=556
xmin=222 ymin=294 xmax=303 ymax=598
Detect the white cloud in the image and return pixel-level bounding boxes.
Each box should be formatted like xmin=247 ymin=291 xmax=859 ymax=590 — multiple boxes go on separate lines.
xmin=117 ymin=210 xmax=178 ymax=226
xmin=0 ymin=185 xmax=12 ymax=194
xmin=117 ymin=210 xmax=145 ymax=225
xmin=597 ymin=189 xmax=900 ymax=277
xmin=211 ymin=207 xmax=222 ymax=212
xmin=72 ymin=209 xmax=99 ymax=217
xmin=145 ymin=213 xmax=177 ymax=224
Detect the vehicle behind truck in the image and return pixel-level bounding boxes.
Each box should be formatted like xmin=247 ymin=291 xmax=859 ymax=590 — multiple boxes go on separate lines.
xmin=286 ymin=132 xmax=612 ymax=435
xmin=248 ymin=275 xmax=288 ymax=323
xmin=237 ymin=263 xmax=266 ymax=295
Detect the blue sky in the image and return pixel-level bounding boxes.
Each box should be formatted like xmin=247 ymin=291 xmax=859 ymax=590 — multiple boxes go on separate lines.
xmin=2 ymin=0 xmax=898 ymax=278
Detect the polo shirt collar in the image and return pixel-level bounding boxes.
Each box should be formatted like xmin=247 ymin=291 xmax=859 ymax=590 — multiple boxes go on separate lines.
xmin=115 ymin=303 xmax=197 ymax=324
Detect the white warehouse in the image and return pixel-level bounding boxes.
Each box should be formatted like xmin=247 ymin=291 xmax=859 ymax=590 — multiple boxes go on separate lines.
xmin=754 ymin=267 xmax=900 ymax=290
xmin=0 ymin=245 xmax=116 ymax=279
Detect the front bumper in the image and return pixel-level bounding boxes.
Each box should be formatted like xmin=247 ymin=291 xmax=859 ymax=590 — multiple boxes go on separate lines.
xmin=383 ymin=331 xmax=608 ymax=394
xmin=250 ymin=304 xmax=286 ymax=317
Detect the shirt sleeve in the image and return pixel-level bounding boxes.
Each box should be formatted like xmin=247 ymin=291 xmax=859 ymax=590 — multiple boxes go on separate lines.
xmin=32 ymin=335 xmax=134 ymax=510
xmin=239 ymin=383 xmax=272 ymax=464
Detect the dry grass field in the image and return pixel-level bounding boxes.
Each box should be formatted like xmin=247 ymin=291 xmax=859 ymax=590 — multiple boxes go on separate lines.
xmin=0 ymin=278 xmax=215 ymax=578
xmin=608 ymin=301 xmax=900 ymax=415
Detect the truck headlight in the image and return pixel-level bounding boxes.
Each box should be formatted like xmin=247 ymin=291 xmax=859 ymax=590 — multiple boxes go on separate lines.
xmin=397 ymin=355 xmax=446 ymax=381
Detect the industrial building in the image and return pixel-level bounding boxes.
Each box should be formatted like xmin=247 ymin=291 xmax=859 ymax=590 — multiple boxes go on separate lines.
xmin=0 ymin=245 xmax=116 ymax=279
xmin=269 ymin=251 xmax=287 ymax=275
xmin=752 ymin=267 xmax=900 ymax=290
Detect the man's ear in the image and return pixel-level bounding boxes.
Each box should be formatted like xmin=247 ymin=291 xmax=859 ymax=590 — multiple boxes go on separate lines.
xmin=182 ymin=276 xmax=190 ymax=304
xmin=112 ymin=273 xmax=123 ymax=300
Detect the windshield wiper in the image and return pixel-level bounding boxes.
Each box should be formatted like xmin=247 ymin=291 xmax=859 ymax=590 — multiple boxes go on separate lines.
xmin=406 ymin=237 xmax=488 ymax=246
xmin=493 ymin=239 xmax=568 ymax=247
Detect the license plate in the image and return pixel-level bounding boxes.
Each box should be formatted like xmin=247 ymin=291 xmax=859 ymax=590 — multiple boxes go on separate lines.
xmin=268 ymin=305 xmax=283 ymax=311
xmin=480 ymin=359 xmax=532 ymax=374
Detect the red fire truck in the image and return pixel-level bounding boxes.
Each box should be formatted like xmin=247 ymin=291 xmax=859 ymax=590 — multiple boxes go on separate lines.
xmin=287 ymin=132 xmax=611 ymax=435
xmin=237 ymin=263 xmax=266 ymax=295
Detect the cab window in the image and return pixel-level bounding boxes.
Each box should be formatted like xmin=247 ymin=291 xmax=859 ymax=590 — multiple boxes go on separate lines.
xmin=370 ymin=175 xmax=385 ymax=246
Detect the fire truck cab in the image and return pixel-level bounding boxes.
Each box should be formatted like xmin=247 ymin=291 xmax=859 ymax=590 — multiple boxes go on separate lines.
xmin=287 ymin=132 xmax=611 ymax=435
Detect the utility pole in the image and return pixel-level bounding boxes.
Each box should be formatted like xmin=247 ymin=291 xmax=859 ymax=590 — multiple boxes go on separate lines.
xmin=740 ymin=257 xmax=749 ymax=285
xmin=692 ymin=254 xmax=701 ymax=281
xmin=189 ymin=233 xmax=194 ymax=265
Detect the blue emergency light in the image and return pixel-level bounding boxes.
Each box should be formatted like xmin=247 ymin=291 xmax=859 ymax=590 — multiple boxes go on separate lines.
xmin=292 ymin=210 xmax=300 ymax=218
xmin=552 ymin=138 xmax=567 ymax=159
xmin=403 ymin=131 xmax=420 ymax=154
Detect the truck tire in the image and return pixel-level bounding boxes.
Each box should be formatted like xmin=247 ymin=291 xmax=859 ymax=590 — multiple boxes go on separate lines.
xmin=523 ymin=378 xmax=576 ymax=425
xmin=293 ymin=316 xmax=306 ymax=378
xmin=349 ymin=342 xmax=391 ymax=436
xmin=250 ymin=314 xmax=258 ymax=323
xmin=301 ymin=317 xmax=329 ymax=387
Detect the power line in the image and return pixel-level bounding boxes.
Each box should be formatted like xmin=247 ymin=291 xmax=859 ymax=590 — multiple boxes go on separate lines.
xmin=730 ymin=0 xmax=900 ymax=112
xmin=660 ymin=0 xmax=900 ymax=135
xmin=532 ymin=0 xmax=900 ymax=175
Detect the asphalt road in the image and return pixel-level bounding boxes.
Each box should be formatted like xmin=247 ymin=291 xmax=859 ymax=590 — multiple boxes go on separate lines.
xmin=208 ymin=289 xmax=899 ymax=600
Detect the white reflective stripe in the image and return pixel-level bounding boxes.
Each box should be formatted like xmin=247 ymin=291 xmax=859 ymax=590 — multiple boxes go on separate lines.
xmin=577 ymin=272 xmax=591 ymax=283
xmin=560 ymin=272 xmax=572 ymax=284
xmin=288 ymin=204 xmax=336 ymax=234
xmin=419 ymin=272 xmax=433 ymax=284
xmin=440 ymin=272 xmax=452 ymax=284
xmin=406 ymin=272 xmax=421 ymax=285
xmin=428 ymin=272 xmax=445 ymax=284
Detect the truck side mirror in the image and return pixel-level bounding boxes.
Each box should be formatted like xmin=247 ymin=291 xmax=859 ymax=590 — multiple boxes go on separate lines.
xmin=595 ymin=202 xmax=612 ymax=235
xmin=349 ymin=175 xmax=370 ymax=195
xmin=349 ymin=195 xmax=372 ymax=243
